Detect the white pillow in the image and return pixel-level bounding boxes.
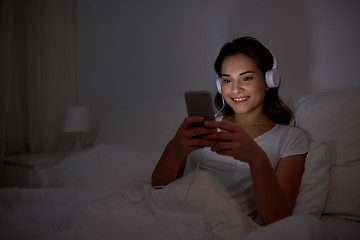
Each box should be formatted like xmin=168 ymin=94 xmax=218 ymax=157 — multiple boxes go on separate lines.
xmin=292 ymin=89 xmax=360 ymax=166
xmin=292 ymin=89 xmax=360 ymax=221
xmin=293 ymin=140 xmax=330 ymax=217
xmin=324 ymin=164 xmax=360 ymax=222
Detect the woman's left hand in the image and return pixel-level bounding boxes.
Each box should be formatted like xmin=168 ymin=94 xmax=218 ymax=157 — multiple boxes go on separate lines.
xmin=203 ymin=120 xmax=266 ymax=164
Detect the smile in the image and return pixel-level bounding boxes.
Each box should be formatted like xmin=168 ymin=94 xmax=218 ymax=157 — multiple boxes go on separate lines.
xmin=232 ymin=97 xmax=249 ymax=102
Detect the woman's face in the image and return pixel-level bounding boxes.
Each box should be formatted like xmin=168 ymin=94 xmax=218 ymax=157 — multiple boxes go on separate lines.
xmin=220 ymin=53 xmax=268 ymax=116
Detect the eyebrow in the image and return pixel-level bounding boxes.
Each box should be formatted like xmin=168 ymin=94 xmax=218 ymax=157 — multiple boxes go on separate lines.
xmin=221 ymin=71 xmax=255 ymax=77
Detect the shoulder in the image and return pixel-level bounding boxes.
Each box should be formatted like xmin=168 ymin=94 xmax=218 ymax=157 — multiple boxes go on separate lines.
xmin=275 ymin=124 xmax=309 ymax=144
xmin=263 ymin=124 xmax=308 ymax=141
xmin=275 ymin=124 xmax=307 ymax=138
xmin=276 ymin=124 xmax=309 ymax=156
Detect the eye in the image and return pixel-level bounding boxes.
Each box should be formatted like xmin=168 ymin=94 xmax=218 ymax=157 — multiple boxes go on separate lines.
xmin=222 ymin=79 xmax=232 ymax=83
xmin=243 ymin=76 xmax=253 ymax=81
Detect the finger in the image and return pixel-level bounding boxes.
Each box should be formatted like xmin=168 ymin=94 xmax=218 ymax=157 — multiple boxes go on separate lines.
xmin=202 ymin=131 xmax=235 ymax=141
xmin=204 ymin=120 xmax=239 ymax=132
xmin=178 ymin=127 xmax=216 ymax=141
xmin=210 ymin=140 xmax=234 ymax=152
xmin=177 ymin=117 xmax=204 ymax=139
xmin=179 ymin=129 xmax=218 ymax=145
xmin=183 ymin=139 xmax=218 ymax=154
xmin=188 ymin=139 xmax=218 ymax=148
xmin=182 ymin=116 xmax=205 ymax=129
xmin=189 ymin=127 xmax=218 ymax=139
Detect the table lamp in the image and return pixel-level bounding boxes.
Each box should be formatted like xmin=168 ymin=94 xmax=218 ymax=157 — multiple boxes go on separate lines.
xmin=63 ymin=106 xmax=92 ymax=153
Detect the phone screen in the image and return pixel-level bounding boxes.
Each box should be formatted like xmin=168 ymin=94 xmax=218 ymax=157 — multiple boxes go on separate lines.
xmin=184 ymin=90 xmax=215 ymax=121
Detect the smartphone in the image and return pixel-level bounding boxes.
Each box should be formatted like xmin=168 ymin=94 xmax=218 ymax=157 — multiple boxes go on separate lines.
xmin=184 ymin=90 xmax=215 ymax=123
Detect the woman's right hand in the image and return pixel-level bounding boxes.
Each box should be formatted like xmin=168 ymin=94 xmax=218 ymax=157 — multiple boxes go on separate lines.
xmin=151 ymin=116 xmax=217 ymax=187
xmin=170 ymin=116 xmax=218 ymax=157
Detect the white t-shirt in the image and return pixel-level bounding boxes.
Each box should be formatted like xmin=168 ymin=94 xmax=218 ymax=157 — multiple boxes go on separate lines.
xmin=183 ymin=118 xmax=309 ymax=216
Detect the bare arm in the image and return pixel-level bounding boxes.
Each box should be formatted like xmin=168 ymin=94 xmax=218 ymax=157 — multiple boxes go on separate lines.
xmin=203 ymin=120 xmax=306 ymax=225
xmin=151 ymin=116 xmax=217 ymax=187
xmin=151 ymin=140 xmax=188 ymax=187
xmin=249 ymin=153 xmax=305 ymax=225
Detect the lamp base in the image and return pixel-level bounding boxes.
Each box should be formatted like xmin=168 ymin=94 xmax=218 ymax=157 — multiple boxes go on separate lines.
xmin=71 ymin=137 xmax=83 ymax=154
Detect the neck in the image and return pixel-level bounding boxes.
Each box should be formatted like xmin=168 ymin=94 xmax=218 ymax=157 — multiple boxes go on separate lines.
xmin=232 ymin=110 xmax=274 ymax=127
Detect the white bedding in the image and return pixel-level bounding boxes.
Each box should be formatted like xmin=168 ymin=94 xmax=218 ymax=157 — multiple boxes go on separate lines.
xmin=1 ymin=90 xmax=360 ymax=240
xmin=0 ymin=145 xmax=335 ymax=240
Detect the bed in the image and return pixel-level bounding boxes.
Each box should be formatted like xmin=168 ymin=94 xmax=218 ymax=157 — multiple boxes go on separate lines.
xmin=1 ymin=89 xmax=359 ymax=240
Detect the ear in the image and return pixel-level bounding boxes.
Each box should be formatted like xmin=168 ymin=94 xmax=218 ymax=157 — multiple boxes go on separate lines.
xmin=264 ymin=79 xmax=270 ymax=91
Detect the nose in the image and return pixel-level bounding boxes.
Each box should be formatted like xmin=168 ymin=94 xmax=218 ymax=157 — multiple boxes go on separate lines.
xmin=232 ymin=81 xmax=244 ymax=94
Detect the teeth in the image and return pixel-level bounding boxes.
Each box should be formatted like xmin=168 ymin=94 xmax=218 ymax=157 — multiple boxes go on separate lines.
xmin=233 ymin=97 xmax=247 ymax=102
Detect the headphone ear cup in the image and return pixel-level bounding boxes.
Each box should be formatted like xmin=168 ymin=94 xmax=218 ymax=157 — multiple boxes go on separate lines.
xmin=265 ymin=69 xmax=280 ymax=88
xmin=216 ymin=77 xmax=222 ymax=94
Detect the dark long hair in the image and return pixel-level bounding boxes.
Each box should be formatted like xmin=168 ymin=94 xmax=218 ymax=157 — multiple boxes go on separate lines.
xmin=214 ymin=36 xmax=292 ymax=125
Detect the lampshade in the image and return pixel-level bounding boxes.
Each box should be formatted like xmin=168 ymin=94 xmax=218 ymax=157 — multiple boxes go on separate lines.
xmin=63 ymin=106 xmax=92 ymax=132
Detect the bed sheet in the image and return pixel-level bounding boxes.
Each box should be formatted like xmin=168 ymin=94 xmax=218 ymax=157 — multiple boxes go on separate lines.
xmin=1 ymin=171 xmax=253 ymax=239
xmin=0 ymin=145 xmax=338 ymax=240
xmin=0 ymin=173 xmax=335 ymax=240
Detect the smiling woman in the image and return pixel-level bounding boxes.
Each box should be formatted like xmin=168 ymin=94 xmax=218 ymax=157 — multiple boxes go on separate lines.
xmin=214 ymin=37 xmax=292 ymax=125
xmin=152 ymin=36 xmax=309 ymax=228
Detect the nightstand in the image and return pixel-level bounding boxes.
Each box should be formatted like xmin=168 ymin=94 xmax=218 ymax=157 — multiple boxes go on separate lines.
xmin=4 ymin=152 xmax=71 ymax=188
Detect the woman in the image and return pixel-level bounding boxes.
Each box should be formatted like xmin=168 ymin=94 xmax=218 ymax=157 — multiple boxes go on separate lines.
xmin=151 ymin=36 xmax=308 ymax=226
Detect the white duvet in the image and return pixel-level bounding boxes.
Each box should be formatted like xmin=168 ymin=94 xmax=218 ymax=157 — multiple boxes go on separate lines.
xmin=0 ymin=145 xmax=334 ymax=240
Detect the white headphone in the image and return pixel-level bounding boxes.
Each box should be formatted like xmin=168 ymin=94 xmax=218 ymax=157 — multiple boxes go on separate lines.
xmin=216 ymin=49 xmax=280 ymax=94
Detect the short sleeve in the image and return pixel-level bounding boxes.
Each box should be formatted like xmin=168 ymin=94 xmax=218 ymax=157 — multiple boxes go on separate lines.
xmin=282 ymin=127 xmax=309 ymax=158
